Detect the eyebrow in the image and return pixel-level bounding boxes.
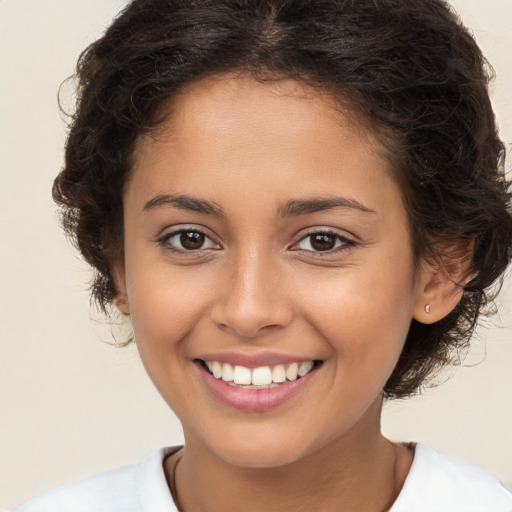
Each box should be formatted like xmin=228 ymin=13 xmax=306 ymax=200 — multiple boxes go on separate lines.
xmin=278 ymin=197 xmax=376 ymax=216
xmin=143 ymin=194 xmax=225 ymax=217
xmin=143 ymin=194 xmax=376 ymax=217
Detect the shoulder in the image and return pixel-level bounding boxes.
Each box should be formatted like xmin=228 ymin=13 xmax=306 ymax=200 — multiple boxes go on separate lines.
xmin=13 ymin=447 xmax=180 ymax=512
xmin=391 ymin=443 xmax=512 ymax=512
xmin=13 ymin=462 xmax=140 ymax=512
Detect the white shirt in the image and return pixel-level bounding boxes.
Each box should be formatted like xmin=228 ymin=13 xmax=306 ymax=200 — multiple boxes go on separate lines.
xmin=390 ymin=443 xmax=512 ymax=511
xmin=14 ymin=443 xmax=512 ymax=512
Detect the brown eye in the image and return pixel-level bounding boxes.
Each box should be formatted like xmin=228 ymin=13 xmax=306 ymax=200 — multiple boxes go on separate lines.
xmin=180 ymin=231 xmax=205 ymax=250
xmin=309 ymin=234 xmax=336 ymax=251
xmin=160 ymin=228 xmax=219 ymax=252
xmin=294 ymin=231 xmax=354 ymax=254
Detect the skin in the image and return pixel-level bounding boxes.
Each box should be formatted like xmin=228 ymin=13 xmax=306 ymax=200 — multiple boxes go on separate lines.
xmin=115 ymin=74 xmax=463 ymax=511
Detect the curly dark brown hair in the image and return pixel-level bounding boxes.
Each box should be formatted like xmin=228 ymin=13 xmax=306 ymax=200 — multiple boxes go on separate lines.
xmin=54 ymin=0 xmax=512 ymax=398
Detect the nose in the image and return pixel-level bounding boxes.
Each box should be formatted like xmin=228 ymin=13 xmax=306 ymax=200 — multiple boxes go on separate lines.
xmin=210 ymin=249 xmax=293 ymax=338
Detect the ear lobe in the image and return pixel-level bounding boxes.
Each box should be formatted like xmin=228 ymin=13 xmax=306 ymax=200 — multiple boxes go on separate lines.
xmin=413 ymin=240 xmax=474 ymax=325
xmin=112 ymin=262 xmax=130 ymax=316
xmin=413 ymin=267 xmax=464 ymax=324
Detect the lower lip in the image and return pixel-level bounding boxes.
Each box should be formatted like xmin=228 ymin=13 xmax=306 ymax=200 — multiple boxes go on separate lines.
xmin=196 ymin=362 xmax=319 ymax=412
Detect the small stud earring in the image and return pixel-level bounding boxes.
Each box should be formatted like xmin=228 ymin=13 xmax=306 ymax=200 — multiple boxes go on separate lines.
xmin=425 ymin=304 xmax=431 ymax=314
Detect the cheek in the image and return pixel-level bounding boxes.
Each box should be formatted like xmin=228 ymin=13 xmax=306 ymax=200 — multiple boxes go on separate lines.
xmin=125 ymin=260 xmax=214 ymax=357
xmin=297 ymin=257 xmax=416 ymax=364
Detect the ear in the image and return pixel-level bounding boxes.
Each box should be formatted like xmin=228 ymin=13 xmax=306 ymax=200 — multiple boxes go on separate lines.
xmin=112 ymin=261 xmax=130 ymax=316
xmin=413 ymin=240 xmax=474 ymax=324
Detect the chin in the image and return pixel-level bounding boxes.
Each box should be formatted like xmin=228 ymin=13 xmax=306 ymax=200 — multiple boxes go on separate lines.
xmin=197 ymin=425 xmax=325 ymax=469
xmin=216 ymin=442 xmax=306 ymax=469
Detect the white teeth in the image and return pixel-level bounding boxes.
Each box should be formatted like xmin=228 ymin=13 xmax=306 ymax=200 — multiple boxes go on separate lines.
xmin=221 ymin=363 xmax=234 ymax=382
xmin=252 ymin=366 xmax=273 ymax=386
xmin=212 ymin=361 xmax=223 ymax=379
xmin=298 ymin=361 xmax=314 ymax=377
xmin=205 ymin=360 xmax=316 ymax=385
xmin=233 ymin=365 xmax=252 ymax=385
xmin=272 ymin=364 xmax=286 ymax=383
xmin=286 ymin=362 xmax=299 ymax=381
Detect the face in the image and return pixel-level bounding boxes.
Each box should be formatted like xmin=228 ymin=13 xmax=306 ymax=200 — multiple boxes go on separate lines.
xmin=118 ymin=75 xmax=426 ymax=468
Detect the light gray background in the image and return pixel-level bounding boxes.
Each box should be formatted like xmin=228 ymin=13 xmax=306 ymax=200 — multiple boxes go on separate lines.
xmin=1 ymin=0 xmax=511 ymax=509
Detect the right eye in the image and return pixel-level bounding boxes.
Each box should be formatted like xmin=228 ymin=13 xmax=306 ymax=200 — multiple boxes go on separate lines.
xmin=158 ymin=229 xmax=220 ymax=253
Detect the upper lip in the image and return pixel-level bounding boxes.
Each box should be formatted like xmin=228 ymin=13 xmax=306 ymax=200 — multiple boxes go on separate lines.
xmin=194 ymin=351 xmax=319 ymax=368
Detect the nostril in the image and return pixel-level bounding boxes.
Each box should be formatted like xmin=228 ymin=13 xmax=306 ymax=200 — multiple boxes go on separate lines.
xmin=213 ymin=320 xmax=281 ymax=339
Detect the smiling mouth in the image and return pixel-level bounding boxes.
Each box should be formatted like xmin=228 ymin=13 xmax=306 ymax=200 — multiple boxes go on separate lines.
xmin=197 ymin=360 xmax=323 ymax=389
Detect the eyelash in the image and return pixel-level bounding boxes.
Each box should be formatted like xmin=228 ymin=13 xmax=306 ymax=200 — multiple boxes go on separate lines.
xmin=157 ymin=228 xmax=219 ymax=255
xmin=292 ymin=230 xmax=356 ymax=255
xmin=157 ymin=227 xmax=356 ymax=256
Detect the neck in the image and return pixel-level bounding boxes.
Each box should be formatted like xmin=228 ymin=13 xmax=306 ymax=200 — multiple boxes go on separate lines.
xmin=166 ymin=402 xmax=412 ymax=512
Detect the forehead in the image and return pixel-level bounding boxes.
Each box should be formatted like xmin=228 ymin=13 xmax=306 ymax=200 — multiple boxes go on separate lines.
xmin=136 ymin=74 xmax=387 ymax=160
xmin=128 ymin=74 xmax=401 ymax=217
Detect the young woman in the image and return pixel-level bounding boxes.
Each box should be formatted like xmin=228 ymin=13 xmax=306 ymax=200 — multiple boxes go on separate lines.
xmin=14 ymin=0 xmax=512 ymax=510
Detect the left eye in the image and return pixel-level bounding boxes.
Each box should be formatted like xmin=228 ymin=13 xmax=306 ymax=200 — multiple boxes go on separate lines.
xmin=295 ymin=232 xmax=352 ymax=252
xmin=160 ymin=229 xmax=219 ymax=251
